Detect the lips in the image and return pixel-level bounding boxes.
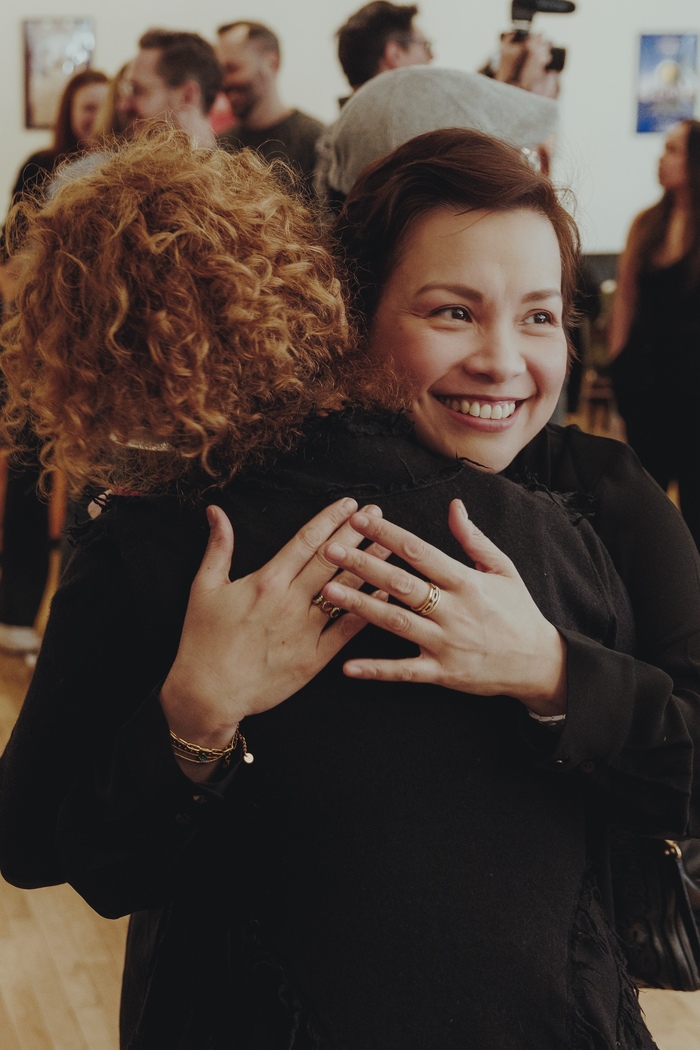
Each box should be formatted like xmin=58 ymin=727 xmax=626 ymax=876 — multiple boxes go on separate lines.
xmin=435 ymin=396 xmax=517 ymax=420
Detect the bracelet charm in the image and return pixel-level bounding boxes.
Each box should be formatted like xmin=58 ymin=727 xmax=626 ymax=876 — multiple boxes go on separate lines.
xmin=169 ymin=725 xmax=254 ymax=766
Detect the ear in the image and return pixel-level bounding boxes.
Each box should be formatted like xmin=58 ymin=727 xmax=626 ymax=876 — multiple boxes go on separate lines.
xmin=178 ymin=79 xmax=202 ymax=111
xmin=380 ymin=39 xmax=406 ymax=71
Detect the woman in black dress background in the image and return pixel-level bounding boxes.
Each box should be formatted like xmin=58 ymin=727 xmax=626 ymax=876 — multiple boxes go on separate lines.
xmin=608 ymin=118 xmax=700 ymax=548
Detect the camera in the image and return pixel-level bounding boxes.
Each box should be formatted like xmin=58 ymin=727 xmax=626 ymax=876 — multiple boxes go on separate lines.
xmin=510 ymin=0 xmax=575 ymax=73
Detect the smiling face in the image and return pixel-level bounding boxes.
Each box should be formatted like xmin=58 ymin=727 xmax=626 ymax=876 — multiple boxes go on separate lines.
xmin=70 ymin=82 xmax=109 ymax=145
xmin=369 ymin=207 xmax=568 ymax=473
xmin=124 ymin=49 xmax=184 ymax=126
xmin=217 ymin=29 xmax=277 ymax=121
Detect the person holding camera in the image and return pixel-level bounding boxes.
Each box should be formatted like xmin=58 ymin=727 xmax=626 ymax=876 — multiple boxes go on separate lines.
xmin=486 ymin=30 xmax=561 ymax=98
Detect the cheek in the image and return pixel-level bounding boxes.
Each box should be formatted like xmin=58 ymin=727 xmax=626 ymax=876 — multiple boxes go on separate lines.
xmin=533 ymin=346 xmax=568 ymax=402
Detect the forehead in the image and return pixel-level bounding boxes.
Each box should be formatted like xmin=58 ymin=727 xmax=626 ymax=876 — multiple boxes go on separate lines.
xmin=394 ymin=207 xmax=561 ymax=279
xmin=131 ymin=48 xmax=166 ymax=87
xmin=217 ymin=29 xmax=257 ymax=63
xmin=72 ymin=82 xmax=108 ymax=106
xmin=666 ymin=123 xmax=688 ymax=149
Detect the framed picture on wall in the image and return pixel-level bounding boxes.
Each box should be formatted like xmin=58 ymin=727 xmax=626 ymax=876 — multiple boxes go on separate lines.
xmin=636 ymin=33 xmax=698 ymax=133
xmin=24 ymin=17 xmax=96 ymax=129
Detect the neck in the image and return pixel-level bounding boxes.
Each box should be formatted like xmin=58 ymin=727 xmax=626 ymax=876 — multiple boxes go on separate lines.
xmin=239 ymin=90 xmax=290 ymax=131
xmin=176 ymin=108 xmax=216 ymax=148
xmin=670 ymin=186 xmax=692 ymax=213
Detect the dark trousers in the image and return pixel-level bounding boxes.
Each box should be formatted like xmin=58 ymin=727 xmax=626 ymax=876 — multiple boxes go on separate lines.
xmin=0 ymin=456 xmax=49 ymax=627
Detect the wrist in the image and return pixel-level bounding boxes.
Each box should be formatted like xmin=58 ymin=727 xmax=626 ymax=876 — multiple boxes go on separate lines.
xmin=519 ymin=626 xmax=568 ymax=716
xmin=160 ymin=670 xmax=241 ymax=750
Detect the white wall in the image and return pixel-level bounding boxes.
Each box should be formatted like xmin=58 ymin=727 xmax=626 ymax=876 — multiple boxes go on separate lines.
xmin=1 ymin=0 xmax=698 ymax=252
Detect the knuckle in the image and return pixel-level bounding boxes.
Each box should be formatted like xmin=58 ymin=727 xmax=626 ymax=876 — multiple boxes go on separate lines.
xmin=297 ymin=520 xmax=325 ymax=553
xmin=387 ymin=569 xmax=413 ymax=597
xmin=402 ymin=536 xmax=428 ymax=561
xmin=385 ymin=606 xmax=412 ymax=632
xmin=250 ymin=566 xmax=279 ymax=601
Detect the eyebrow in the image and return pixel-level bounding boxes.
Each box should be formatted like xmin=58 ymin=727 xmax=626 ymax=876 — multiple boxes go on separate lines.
xmin=415 ymin=282 xmax=563 ymax=303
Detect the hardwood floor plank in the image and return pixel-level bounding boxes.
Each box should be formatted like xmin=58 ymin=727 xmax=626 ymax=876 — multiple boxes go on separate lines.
xmin=0 ymin=994 xmax=23 ymax=1050
xmin=8 ymin=913 xmax=87 ymax=1050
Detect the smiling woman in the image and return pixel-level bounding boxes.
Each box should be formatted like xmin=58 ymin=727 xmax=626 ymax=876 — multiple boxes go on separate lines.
xmin=328 ymin=125 xmax=700 ymax=996
xmin=369 ymin=206 xmax=568 ymax=471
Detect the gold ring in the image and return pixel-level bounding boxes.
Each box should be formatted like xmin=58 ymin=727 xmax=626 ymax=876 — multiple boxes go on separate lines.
xmin=311 ymin=592 xmax=342 ymax=620
xmin=410 ymin=581 xmax=441 ymax=617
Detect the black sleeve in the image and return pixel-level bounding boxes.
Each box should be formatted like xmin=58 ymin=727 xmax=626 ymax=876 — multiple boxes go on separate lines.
xmin=520 ymin=428 xmax=700 ymax=838
xmin=0 ymin=520 xmax=242 ymax=918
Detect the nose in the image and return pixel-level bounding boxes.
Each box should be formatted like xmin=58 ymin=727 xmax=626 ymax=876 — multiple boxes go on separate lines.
xmin=459 ymin=324 xmax=527 ymax=384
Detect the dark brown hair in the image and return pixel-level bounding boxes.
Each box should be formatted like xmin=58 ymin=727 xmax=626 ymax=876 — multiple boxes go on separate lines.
xmin=52 ymin=69 xmax=109 ymax=155
xmin=337 ymin=2 xmax=419 ymax=88
xmin=334 ymin=127 xmax=581 ymax=331
xmin=631 ymin=119 xmax=700 ymax=289
xmin=139 ymin=29 xmax=222 ymax=113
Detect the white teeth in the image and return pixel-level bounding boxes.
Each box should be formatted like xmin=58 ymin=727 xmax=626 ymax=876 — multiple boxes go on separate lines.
xmin=439 ymin=397 xmax=516 ymax=420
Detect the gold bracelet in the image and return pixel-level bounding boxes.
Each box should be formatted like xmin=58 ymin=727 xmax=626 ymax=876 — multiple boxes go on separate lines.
xmin=169 ymin=725 xmax=254 ymax=766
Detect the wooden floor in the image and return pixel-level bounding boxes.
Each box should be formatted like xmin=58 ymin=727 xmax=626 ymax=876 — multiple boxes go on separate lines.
xmin=0 ymin=387 xmax=698 ymax=1048
xmin=0 ymin=655 xmax=128 ymax=1050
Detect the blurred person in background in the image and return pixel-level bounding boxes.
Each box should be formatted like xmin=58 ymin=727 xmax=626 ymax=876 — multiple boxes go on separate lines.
xmin=120 ymin=29 xmax=221 ymax=147
xmin=336 ymin=1 xmax=432 ymax=95
xmin=609 ymin=119 xmax=700 ymax=549
xmin=0 ymin=69 xmax=108 ymax=658
xmin=5 ymin=69 xmax=109 ymax=211
xmin=315 ymin=2 xmax=432 ymax=211
xmin=216 ymin=21 xmax=323 ymax=194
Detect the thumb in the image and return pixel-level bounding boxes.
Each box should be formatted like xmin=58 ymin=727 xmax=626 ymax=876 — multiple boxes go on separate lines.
xmin=448 ymin=499 xmax=517 ymax=576
xmin=192 ymin=505 xmax=235 ymax=591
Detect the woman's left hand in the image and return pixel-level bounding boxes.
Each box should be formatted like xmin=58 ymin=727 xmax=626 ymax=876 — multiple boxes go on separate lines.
xmin=321 ymin=498 xmax=567 ymax=716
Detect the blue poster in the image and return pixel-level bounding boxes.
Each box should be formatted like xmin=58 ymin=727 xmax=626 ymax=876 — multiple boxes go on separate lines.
xmin=636 ymin=33 xmax=697 ymax=133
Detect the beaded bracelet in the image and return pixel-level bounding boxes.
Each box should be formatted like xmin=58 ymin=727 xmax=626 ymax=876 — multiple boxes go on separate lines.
xmin=169 ymin=725 xmax=254 ymax=766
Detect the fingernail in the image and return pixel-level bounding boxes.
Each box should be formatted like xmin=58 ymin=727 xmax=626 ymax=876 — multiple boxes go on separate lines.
xmin=454 ymin=499 xmax=469 ymax=520
xmin=341 ymin=497 xmax=358 ymax=512
xmin=363 ymin=504 xmax=382 ymax=517
xmin=326 ymin=543 xmax=346 ymax=560
xmin=352 ymin=513 xmax=369 ymax=528
xmin=206 ymin=506 xmax=216 ymax=527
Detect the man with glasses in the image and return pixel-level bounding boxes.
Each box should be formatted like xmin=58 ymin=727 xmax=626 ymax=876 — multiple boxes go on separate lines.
xmin=337 ymin=2 xmax=433 ymax=94
xmin=315 ymin=2 xmax=432 ymax=217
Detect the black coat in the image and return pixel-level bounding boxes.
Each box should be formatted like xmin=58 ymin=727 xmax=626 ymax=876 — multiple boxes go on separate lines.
xmin=2 ymin=414 xmax=691 ymax=1049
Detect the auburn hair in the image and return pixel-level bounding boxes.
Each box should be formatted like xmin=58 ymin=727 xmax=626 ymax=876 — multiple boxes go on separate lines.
xmin=334 ymin=127 xmax=581 ymax=332
xmin=52 ymin=68 xmax=109 ymax=155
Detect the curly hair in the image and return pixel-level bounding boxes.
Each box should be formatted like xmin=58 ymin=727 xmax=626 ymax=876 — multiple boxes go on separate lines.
xmin=1 ymin=128 xmax=396 ymax=495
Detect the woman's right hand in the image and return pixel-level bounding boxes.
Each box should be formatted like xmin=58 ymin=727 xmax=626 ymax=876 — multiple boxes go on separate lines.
xmin=160 ymin=498 xmax=388 ymax=752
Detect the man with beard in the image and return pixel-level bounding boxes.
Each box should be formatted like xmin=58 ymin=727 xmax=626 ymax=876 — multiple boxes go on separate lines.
xmin=216 ymin=21 xmax=324 ymax=194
